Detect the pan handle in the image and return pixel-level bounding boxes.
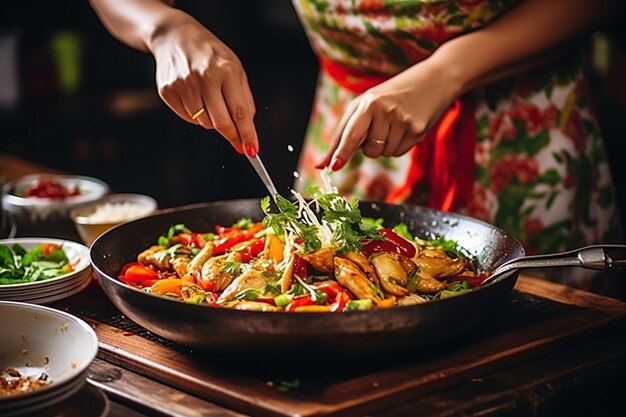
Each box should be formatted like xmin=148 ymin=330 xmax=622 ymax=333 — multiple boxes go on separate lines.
xmin=483 ymin=244 xmax=626 ymax=285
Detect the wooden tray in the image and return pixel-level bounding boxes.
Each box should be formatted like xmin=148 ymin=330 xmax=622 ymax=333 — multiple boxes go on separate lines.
xmin=60 ymin=275 xmax=626 ymax=417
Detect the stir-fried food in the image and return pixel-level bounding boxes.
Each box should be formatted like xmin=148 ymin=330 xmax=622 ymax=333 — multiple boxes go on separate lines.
xmin=118 ymin=190 xmax=489 ymax=312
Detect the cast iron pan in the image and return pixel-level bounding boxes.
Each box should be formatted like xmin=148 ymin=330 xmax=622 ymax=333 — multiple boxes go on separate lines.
xmin=90 ymin=199 xmax=526 ymax=357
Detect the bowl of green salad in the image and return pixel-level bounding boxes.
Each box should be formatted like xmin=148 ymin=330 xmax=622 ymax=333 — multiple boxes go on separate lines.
xmin=0 ymin=238 xmax=91 ymax=304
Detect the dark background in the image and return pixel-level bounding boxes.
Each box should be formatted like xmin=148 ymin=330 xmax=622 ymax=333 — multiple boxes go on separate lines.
xmin=0 ymin=0 xmax=624 ymax=215
xmin=0 ymin=0 xmax=318 ymax=207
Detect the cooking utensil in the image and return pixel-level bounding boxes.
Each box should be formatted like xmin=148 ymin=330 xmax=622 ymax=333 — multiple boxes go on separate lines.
xmin=246 ymin=154 xmax=278 ymax=201
xmin=89 ymin=199 xmax=621 ymax=357
xmin=482 ymin=244 xmax=626 ymax=286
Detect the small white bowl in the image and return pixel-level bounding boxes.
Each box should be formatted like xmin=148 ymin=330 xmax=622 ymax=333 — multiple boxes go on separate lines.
xmin=0 ymin=301 xmax=98 ymax=417
xmin=70 ymin=193 xmax=158 ymax=246
xmin=2 ymin=174 xmax=109 ymax=223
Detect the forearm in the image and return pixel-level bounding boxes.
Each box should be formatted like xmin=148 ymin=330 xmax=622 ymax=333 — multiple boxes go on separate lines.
xmin=89 ymin=0 xmax=193 ymax=53
xmin=428 ymin=0 xmax=620 ymax=95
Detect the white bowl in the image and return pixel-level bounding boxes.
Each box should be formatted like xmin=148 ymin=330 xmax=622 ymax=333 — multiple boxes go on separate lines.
xmin=70 ymin=193 xmax=158 ymax=246
xmin=0 ymin=301 xmax=98 ymax=416
xmin=2 ymin=174 xmax=109 ymax=240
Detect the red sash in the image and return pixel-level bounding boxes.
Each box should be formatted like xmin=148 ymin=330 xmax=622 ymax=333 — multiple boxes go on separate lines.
xmin=319 ymin=56 xmax=475 ymax=212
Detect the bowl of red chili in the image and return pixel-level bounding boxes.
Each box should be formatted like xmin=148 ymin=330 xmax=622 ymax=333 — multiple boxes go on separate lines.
xmin=2 ymin=174 xmax=109 ymax=239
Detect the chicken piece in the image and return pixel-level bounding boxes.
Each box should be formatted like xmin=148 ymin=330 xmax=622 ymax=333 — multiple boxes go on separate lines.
xmin=388 ymin=252 xmax=417 ymax=274
xmin=413 ymin=248 xmax=467 ymax=278
xmin=303 ymin=245 xmax=335 ymax=274
xmin=342 ymin=251 xmax=379 ymax=286
xmin=414 ymin=269 xmax=446 ymax=294
xmin=334 ymin=257 xmax=383 ymax=304
xmin=370 ymin=253 xmax=410 ymax=297
xmin=280 ymin=255 xmax=295 ymax=293
xmin=187 ymin=241 xmax=215 ymax=273
xmin=137 ymin=245 xmax=171 ymax=270
xmin=217 ymin=269 xmax=270 ymax=304
xmin=200 ymin=251 xmax=242 ymax=292
xmin=171 ymin=255 xmax=192 ymax=278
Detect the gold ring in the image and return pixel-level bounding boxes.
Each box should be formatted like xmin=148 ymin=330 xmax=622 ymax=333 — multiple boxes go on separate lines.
xmin=191 ymin=108 xmax=205 ymax=120
xmin=369 ymin=138 xmax=386 ymax=145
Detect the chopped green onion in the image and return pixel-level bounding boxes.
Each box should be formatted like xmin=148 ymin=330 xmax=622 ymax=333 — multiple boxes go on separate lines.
xmin=344 ymin=299 xmax=373 ymax=311
xmin=274 ymin=293 xmax=291 ymax=308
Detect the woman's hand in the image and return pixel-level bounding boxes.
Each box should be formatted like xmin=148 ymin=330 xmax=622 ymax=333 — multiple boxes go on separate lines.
xmin=150 ymin=18 xmax=258 ymax=156
xmin=317 ymin=59 xmax=459 ymax=170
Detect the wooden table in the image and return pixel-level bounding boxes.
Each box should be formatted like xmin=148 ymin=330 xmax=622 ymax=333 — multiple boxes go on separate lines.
xmin=3 ymin=152 xmax=626 ymax=417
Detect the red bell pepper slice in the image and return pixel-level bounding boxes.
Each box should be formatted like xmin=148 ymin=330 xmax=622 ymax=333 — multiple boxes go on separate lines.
xmin=285 ymin=294 xmax=315 ymax=312
xmin=361 ymin=239 xmax=404 ymax=258
xmin=378 ymin=228 xmax=416 ymax=258
xmin=314 ymin=281 xmax=352 ymax=312
xmin=119 ymin=263 xmax=159 ymax=288
xmin=213 ymin=222 xmax=264 ymax=255
xmin=238 ymin=238 xmax=266 ymax=263
xmin=177 ymin=232 xmax=207 ymax=248
xmin=293 ymin=254 xmax=307 ymax=279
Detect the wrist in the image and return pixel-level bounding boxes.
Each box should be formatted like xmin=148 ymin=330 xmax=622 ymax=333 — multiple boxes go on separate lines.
xmin=425 ymin=42 xmax=472 ymax=97
xmin=144 ymin=9 xmax=193 ymax=54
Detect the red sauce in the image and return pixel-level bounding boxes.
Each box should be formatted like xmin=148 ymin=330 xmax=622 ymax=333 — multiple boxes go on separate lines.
xmin=24 ymin=178 xmax=81 ymax=199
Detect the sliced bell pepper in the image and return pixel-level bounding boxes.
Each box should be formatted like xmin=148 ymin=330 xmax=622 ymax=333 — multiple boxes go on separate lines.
xmin=361 ymin=239 xmax=406 ymax=258
xmin=177 ymin=232 xmax=207 ymax=248
xmin=119 ymin=263 xmax=159 ymax=288
xmin=377 ymin=228 xmax=416 ymax=258
xmin=150 ymin=278 xmax=183 ymax=297
xmin=313 ymin=281 xmax=352 ymax=312
xmin=285 ymin=294 xmax=315 ymax=312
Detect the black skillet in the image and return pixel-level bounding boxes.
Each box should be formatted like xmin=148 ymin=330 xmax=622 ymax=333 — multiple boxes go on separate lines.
xmin=89 ymin=198 xmax=624 ymax=357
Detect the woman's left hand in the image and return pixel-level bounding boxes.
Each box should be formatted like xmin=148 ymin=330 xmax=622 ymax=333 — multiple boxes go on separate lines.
xmin=316 ymin=60 xmax=460 ymax=171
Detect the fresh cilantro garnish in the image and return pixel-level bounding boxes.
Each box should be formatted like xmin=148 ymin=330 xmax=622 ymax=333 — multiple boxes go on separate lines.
xmin=221 ymin=261 xmax=248 ymax=276
xmin=261 ymin=195 xmax=321 ymax=253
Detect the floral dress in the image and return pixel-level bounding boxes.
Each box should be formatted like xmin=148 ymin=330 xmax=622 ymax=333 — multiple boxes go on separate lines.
xmin=290 ymin=0 xmax=621 ymax=282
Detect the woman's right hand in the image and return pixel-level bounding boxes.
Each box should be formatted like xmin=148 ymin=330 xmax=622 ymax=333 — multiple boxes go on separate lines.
xmin=149 ymin=17 xmax=258 ymax=156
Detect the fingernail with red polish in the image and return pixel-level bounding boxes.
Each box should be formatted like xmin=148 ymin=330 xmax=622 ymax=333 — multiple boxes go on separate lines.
xmin=234 ymin=145 xmax=244 ymax=155
xmin=245 ymin=144 xmax=257 ymax=158
xmin=315 ymin=160 xmax=327 ymax=169
xmin=331 ymin=157 xmax=343 ymax=171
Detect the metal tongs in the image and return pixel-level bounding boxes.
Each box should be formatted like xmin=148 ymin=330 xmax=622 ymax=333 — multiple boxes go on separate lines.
xmin=482 ymin=244 xmax=626 ymax=286
xmin=246 ymin=154 xmax=278 ymax=202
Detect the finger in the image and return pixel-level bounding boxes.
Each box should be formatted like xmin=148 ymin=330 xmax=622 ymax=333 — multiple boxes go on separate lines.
xmin=382 ymin=122 xmax=405 ymax=157
xmin=159 ymin=87 xmax=195 ymax=124
xmin=204 ymin=78 xmax=243 ymax=152
xmin=362 ymin=111 xmax=390 ymax=158
xmin=329 ymin=102 xmax=373 ymax=170
xmin=223 ymin=76 xmax=258 ymax=157
xmin=394 ymin=133 xmax=423 ymax=156
xmin=315 ymin=100 xmax=360 ymax=169
xmin=177 ymin=80 xmax=214 ymax=130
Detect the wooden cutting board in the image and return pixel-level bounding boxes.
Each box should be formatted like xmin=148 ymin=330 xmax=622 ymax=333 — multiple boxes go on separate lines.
xmin=59 ymin=275 xmax=626 ymax=417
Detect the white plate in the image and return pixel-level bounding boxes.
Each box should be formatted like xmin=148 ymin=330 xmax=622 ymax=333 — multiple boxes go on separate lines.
xmin=1 ymin=273 xmax=92 ymax=305
xmin=0 ymin=269 xmax=93 ymax=296
xmin=15 ymin=277 xmax=91 ymax=305
xmin=0 ymin=238 xmax=91 ymax=294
